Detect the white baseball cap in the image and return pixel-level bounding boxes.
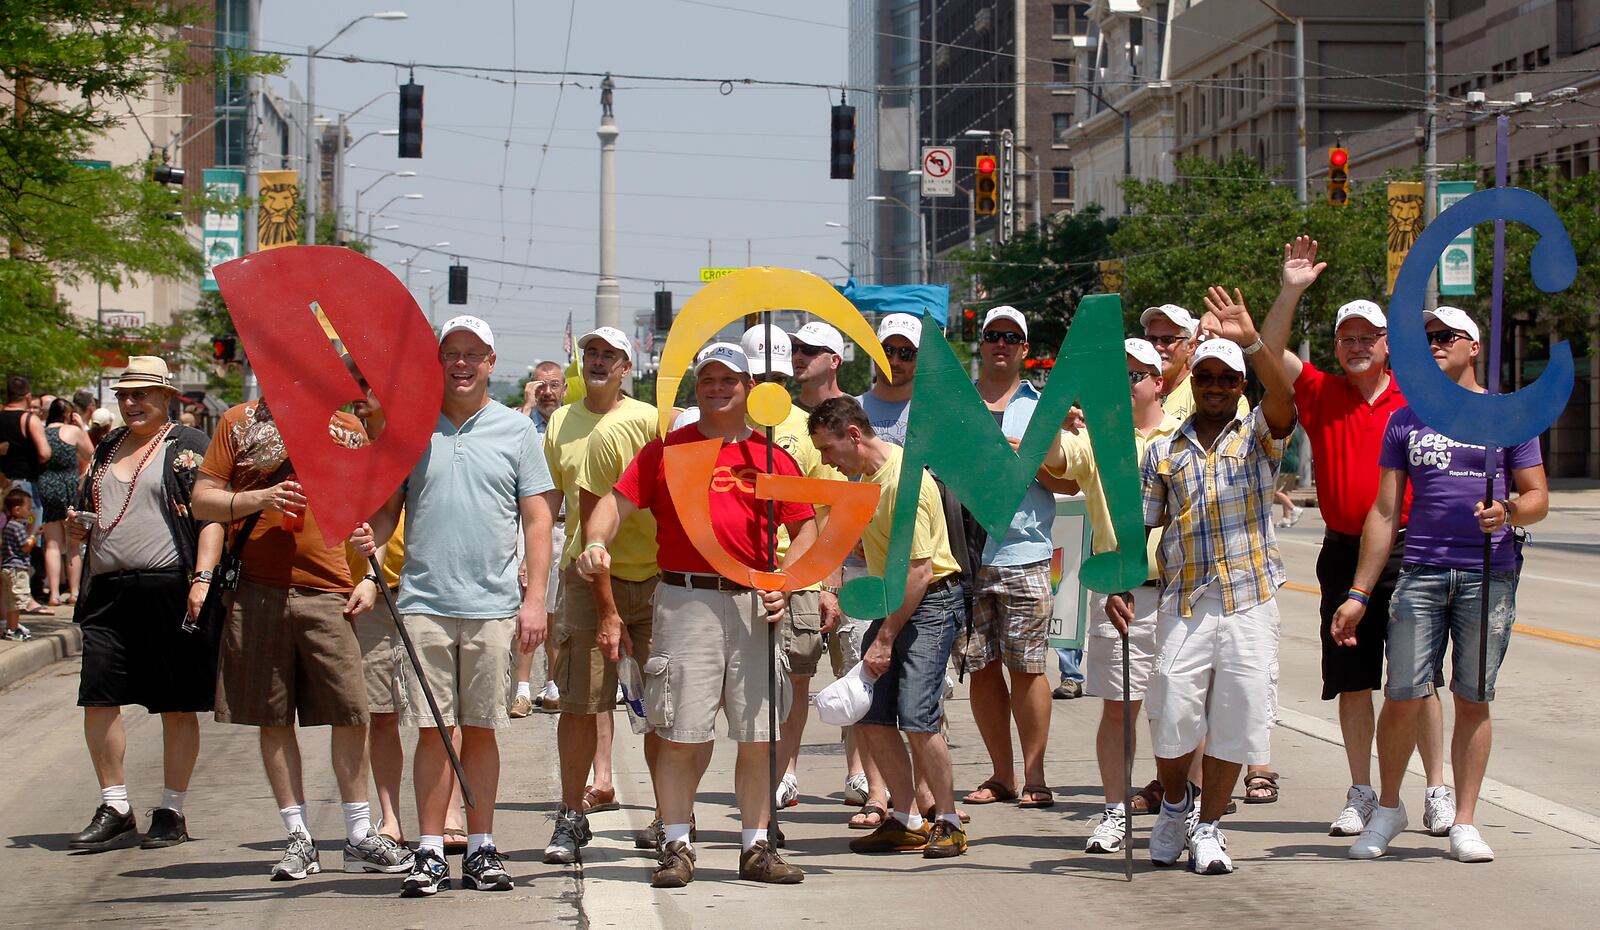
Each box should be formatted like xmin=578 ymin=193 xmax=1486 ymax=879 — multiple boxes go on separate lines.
xmin=982 ymin=305 xmax=1029 ymax=339
xmin=876 ymin=313 xmax=923 ymax=348
xmin=693 ymin=342 xmax=752 ymax=376
xmin=741 ymin=324 xmax=794 ymax=377
xmin=1334 ymin=299 xmax=1388 ymax=331
xmin=439 ymin=315 xmax=495 ymax=350
xmin=1139 ymin=304 xmax=1198 ymax=337
xmin=1125 ymin=338 xmax=1162 ymax=371
xmin=1191 ymin=338 xmax=1247 ymax=374
xmin=815 ymin=661 xmax=876 ymax=727
xmin=90 ymin=408 xmax=114 ymax=427
xmin=792 ymin=321 xmax=845 ymax=357
xmin=577 ymin=326 xmax=633 ymax=362
xmin=1423 ymin=306 xmax=1480 ymax=342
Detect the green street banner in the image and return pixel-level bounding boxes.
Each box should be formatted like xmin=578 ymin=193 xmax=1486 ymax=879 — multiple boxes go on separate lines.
xmin=201 ymin=168 xmax=244 ymax=292
xmin=1438 ymin=180 xmax=1476 ymax=296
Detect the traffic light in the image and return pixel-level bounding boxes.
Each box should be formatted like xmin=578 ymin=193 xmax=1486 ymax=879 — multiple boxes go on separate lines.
xmin=1327 ymin=147 xmax=1350 ymax=206
xmin=211 ymin=335 xmax=236 ymax=362
xmin=654 ymin=290 xmax=673 ymax=330
xmin=830 ymin=96 xmax=855 ymax=180
xmin=151 ymin=163 xmax=185 ymax=185
xmin=448 ymin=264 xmax=468 ymax=304
xmin=399 ymin=78 xmax=424 ymax=159
xmin=961 ymin=308 xmax=978 ymax=341
xmin=974 ymin=154 xmax=998 ymax=216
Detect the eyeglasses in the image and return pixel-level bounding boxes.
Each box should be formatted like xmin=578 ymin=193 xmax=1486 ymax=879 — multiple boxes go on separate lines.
xmin=982 ymin=330 xmax=1026 ymax=345
xmin=1128 ymin=370 xmax=1153 ymax=385
xmin=880 ymin=344 xmax=918 ymax=362
xmin=440 ymin=350 xmax=491 ymax=364
xmin=530 ymin=380 xmax=565 ymax=392
xmin=1191 ymin=371 xmax=1244 ymax=389
xmin=792 ymin=344 xmax=829 ymax=358
xmin=1426 ymin=329 xmax=1469 ymax=347
xmin=1145 ymin=333 xmax=1188 ymax=348
xmin=1336 ymin=331 xmax=1387 ymax=349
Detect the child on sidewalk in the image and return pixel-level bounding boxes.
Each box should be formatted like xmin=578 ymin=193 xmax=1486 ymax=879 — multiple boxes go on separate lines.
xmin=3 ymin=487 xmax=36 ymax=641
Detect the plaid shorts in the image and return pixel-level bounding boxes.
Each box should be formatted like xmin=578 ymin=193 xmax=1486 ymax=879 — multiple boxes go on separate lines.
xmin=956 ymin=560 xmax=1053 ymax=674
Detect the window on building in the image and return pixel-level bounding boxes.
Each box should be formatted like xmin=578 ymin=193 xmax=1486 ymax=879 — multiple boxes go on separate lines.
xmin=1052 ymin=167 xmax=1075 ymax=201
xmin=1491 ymin=63 xmax=1503 ymax=84
xmin=1053 ymin=57 xmax=1074 ymax=86
xmin=1538 ymin=46 xmax=1551 ymax=66
xmin=1523 ymin=51 xmax=1537 ymax=71
xmin=1127 ymin=17 xmax=1144 ymax=79
xmin=1199 ymin=89 xmax=1207 ymax=125
xmin=1053 ymin=113 xmax=1073 ymax=145
xmin=1154 ymin=4 xmax=1168 ymax=77
xmin=1179 ymin=101 xmax=1188 ymax=137
xmin=1053 ymin=4 xmax=1071 ymax=36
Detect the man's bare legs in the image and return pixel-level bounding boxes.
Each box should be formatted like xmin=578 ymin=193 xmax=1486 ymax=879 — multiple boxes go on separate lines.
xmin=159 ymin=713 xmax=200 ymax=793
xmin=1010 ymin=669 xmax=1052 ymax=796
xmin=369 ymin=711 xmax=405 ymax=841
xmin=1451 ymin=695 xmax=1492 ymax=825
xmin=1374 ymin=697 xmax=1425 ymax=808
xmin=1157 ymin=750 xmax=1240 ymax=823
xmin=82 ymin=708 xmax=200 ymax=793
xmin=778 ymin=672 xmax=810 ymax=784
xmin=1339 ymin=690 xmax=1377 ymax=785
xmin=654 ymin=739 xmax=715 ymax=827
xmin=966 ymin=663 xmax=1015 ymax=794
xmin=592 ymin=710 xmax=616 ymax=797
xmin=1418 ymin=692 xmax=1447 ymax=788
xmin=1097 ymin=698 xmax=1143 ymax=804
xmin=416 ymin=725 xmax=495 ymax=836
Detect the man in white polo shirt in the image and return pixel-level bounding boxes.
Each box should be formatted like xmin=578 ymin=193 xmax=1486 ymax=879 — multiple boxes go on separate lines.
xmin=353 ymin=315 xmax=560 ymax=897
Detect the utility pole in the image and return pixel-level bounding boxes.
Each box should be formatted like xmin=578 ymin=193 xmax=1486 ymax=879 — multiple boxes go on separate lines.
xmin=242 ymin=0 xmax=262 ymax=401
xmin=1423 ymin=0 xmax=1439 ymax=311
xmin=1294 ymin=16 xmax=1307 ymax=204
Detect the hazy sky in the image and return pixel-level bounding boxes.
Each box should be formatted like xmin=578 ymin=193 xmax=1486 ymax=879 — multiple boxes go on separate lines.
xmin=257 ymin=0 xmax=852 ymax=376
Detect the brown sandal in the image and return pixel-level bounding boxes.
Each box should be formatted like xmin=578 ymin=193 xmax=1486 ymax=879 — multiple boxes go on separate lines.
xmin=1127 ymin=779 xmax=1164 ymax=815
xmin=443 ymin=828 xmax=468 ymax=853
xmin=849 ymin=802 xmax=888 ymax=829
xmin=962 ymin=780 xmax=1017 ymax=805
xmin=582 ymin=784 xmax=619 ymax=813
xmin=1017 ymin=785 xmax=1055 ymax=809
xmin=1244 ymin=771 xmax=1280 ymax=804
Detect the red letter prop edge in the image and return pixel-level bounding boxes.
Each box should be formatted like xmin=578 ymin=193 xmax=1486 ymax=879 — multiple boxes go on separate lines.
xmin=839 ymin=294 xmax=1148 ymax=619
xmin=214 ymin=245 xmax=443 ymax=547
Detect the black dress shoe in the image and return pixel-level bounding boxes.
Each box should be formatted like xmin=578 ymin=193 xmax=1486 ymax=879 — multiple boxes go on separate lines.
xmin=141 ymin=808 xmax=190 ymax=848
xmin=69 ymin=804 xmax=137 ymax=850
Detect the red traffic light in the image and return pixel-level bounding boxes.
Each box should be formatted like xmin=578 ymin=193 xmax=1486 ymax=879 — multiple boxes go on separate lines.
xmin=1329 ymin=148 xmax=1348 ymax=167
xmin=976 ymin=155 xmax=997 ymax=174
xmin=964 ymin=308 xmax=976 ymax=319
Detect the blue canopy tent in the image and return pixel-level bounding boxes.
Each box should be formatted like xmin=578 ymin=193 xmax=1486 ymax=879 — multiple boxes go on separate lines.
xmin=835 ymin=280 xmax=950 ymax=328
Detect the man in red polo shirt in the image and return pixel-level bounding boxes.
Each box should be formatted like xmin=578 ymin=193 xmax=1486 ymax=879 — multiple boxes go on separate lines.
xmin=1261 ymin=237 xmax=1451 ymax=838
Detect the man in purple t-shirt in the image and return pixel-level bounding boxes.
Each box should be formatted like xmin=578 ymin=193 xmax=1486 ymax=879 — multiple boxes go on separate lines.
xmin=1330 ymin=307 xmax=1548 ymax=865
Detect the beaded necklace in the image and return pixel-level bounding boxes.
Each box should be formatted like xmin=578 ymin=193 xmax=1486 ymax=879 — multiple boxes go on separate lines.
xmin=92 ymin=422 xmax=172 ymax=534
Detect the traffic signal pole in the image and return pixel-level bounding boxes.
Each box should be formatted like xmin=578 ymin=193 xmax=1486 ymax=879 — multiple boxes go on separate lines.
xmin=1422 ymin=0 xmax=1439 ymax=311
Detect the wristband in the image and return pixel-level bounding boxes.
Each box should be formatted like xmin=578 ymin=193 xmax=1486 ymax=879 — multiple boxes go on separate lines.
xmin=584 ymin=542 xmax=608 ymax=553
xmin=1242 ymin=337 xmax=1265 ymax=356
xmin=190 ymin=569 xmax=213 ymax=584
xmin=1346 ymin=588 xmax=1370 ymax=606
xmin=363 ymin=573 xmax=380 ymax=585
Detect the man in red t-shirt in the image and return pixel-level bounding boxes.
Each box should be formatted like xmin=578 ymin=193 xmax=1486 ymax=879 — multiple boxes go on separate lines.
xmin=1261 ymin=237 xmax=1451 ymax=838
xmin=577 ymin=342 xmax=818 ymax=889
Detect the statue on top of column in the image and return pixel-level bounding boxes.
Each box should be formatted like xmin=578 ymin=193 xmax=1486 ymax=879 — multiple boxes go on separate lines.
xmin=600 ymin=72 xmax=615 ymax=118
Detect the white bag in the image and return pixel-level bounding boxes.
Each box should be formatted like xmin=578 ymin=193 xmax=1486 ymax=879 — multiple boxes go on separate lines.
xmin=815 ymin=661 xmax=876 ymax=727
xmin=617 ymin=655 xmax=651 ymax=734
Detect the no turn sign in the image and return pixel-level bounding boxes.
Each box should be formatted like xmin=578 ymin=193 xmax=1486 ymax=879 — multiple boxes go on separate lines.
xmin=921 ymin=146 xmax=955 ymax=197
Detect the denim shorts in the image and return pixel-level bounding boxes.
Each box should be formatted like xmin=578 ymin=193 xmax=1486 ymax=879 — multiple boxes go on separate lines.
xmin=860 ymin=581 xmax=964 ymax=734
xmin=1386 ymin=564 xmax=1517 ymax=703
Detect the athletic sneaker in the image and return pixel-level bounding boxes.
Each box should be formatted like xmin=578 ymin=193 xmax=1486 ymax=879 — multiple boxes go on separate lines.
xmin=1424 ymin=785 xmax=1457 ymax=837
xmin=508 ymin=694 xmax=535 ymax=718
xmin=3 ymin=624 xmax=32 ymax=641
xmin=1330 ymin=785 xmax=1379 ymax=837
xmin=776 ymin=773 xmax=799 ymax=808
xmin=270 ymin=831 xmax=321 ymax=881
xmin=1349 ymin=802 xmax=1408 ymax=859
xmin=543 ymin=805 xmax=591 ymax=864
xmin=849 ymin=818 xmax=930 ymax=854
xmin=1149 ymin=793 xmax=1195 ymax=867
xmin=1085 ymin=806 xmax=1127 ymax=854
xmin=343 ymin=828 xmax=414 ymax=873
xmin=463 ymin=843 xmax=514 ymax=890
xmin=922 ymin=819 xmax=967 ymax=859
xmin=535 ymin=681 xmax=561 ymax=713
xmin=1449 ymin=823 xmax=1494 ymax=863
xmin=1188 ymin=822 xmax=1233 ymax=875
xmin=843 ymin=772 xmax=870 ymax=806
xmin=401 ymin=847 xmax=451 ymax=897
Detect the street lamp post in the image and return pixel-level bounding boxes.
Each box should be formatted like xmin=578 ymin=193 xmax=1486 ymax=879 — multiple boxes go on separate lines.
xmin=815 ymin=255 xmax=852 ymax=278
xmin=305 ymin=11 xmax=406 ymax=245
xmin=332 ymin=90 xmax=399 ymax=239
xmin=400 ymin=240 xmax=450 ymax=290
xmin=353 ymin=169 xmax=416 ymax=246
xmin=363 ymin=192 xmax=422 ymax=244
xmin=866 ymin=194 xmax=927 ymax=284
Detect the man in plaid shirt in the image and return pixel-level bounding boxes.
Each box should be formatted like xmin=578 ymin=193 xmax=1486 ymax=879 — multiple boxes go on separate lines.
xmin=1107 ymin=285 xmax=1296 ymax=876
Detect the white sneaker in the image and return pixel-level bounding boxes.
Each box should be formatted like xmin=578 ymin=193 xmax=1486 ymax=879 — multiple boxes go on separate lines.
xmin=1085 ymin=806 xmax=1127 ymax=854
xmin=843 ymin=772 xmax=869 ymax=806
xmin=539 ymin=680 xmax=560 ymax=703
xmin=1424 ymin=786 xmax=1456 ymax=837
xmin=1449 ymin=823 xmax=1494 ymax=862
xmin=1349 ymin=802 xmax=1408 ymax=859
xmin=1188 ymin=821 xmax=1233 ymax=875
xmin=1330 ymin=785 xmax=1379 ymax=837
xmin=1287 ymin=505 xmax=1304 ymax=527
xmin=776 ymin=773 xmax=799 ymax=808
xmin=1149 ymin=795 xmax=1194 ymax=867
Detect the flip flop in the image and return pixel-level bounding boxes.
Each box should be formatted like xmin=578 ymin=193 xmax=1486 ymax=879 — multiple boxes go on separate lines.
xmin=962 ymin=780 xmax=1017 ymax=805
xmin=1243 ymin=771 xmax=1280 ymax=804
xmin=582 ymin=784 xmax=620 ymax=813
xmin=443 ymin=828 xmax=468 ymax=853
xmin=849 ymin=802 xmax=888 ymax=829
xmin=1018 ymin=785 xmax=1055 ymax=809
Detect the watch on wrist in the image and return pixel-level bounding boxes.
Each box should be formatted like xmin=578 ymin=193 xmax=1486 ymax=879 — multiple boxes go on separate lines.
xmin=1242 ymin=337 xmax=1266 ymax=355
xmin=190 ymin=570 xmax=213 ymax=584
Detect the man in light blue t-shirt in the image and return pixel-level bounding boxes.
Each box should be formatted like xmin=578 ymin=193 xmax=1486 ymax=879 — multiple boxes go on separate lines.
xmin=355 ymin=315 xmax=559 ymax=897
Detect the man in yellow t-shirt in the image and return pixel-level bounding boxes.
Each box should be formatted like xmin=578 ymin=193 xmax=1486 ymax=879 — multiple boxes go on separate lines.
xmin=739 ymin=323 xmax=846 ymax=810
xmin=808 ymin=396 xmax=968 ymax=860
xmin=540 ymin=327 xmax=661 ymax=865
xmin=1041 ymin=337 xmax=1179 ymax=856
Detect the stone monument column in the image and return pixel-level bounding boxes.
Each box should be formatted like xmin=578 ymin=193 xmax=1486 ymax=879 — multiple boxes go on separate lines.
xmin=595 ymin=73 xmax=621 ymax=334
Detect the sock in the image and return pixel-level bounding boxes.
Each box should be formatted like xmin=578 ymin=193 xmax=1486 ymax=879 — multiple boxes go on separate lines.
xmin=544 ymin=680 xmax=561 ymax=700
xmin=280 ymin=804 xmax=307 ymax=838
xmin=741 ymin=827 xmax=768 ymax=850
xmin=101 ymin=784 xmax=131 ymax=816
xmin=516 ymin=681 xmax=532 ymax=701
xmin=468 ymin=832 xmax=492 ymax=856
xmin=159 ymin=788 xmax=187 ymax=815
xmin=1105 ymin=801 xmax=1126 ymax=817
xmin=940 ymin=812 xmax=962 ymax=830
xmin=663 ymin=822 xmax=692 ymax=850
xmin=891 ymin=810 xmax=925 ymax=830
xmin=420 ymin=834 xmax=445 ymax=858
xmin=1162 ymin=794 xmax=1193 ymax=815
xmin=342 ymin=801 xmax=372 ymax=844
xmin=1427 ymin=785 xmax=1450 ymax=798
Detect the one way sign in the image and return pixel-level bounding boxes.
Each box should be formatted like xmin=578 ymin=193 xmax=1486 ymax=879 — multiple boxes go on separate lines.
xmin=921 ymin=146 xmax=955 ymax=197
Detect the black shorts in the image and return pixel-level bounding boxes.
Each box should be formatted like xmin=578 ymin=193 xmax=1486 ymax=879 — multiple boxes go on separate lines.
xmin=1316 ymin=530 xmax=1405 ymax=700
xmin=77 ymin=569 xmax=218 ymax=714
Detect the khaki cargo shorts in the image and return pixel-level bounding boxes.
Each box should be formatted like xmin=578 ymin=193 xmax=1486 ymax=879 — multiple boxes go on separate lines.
xmin=782 ymin=589 xmax=824 ymax=676
xmin=396 ymin=613 xmax=516 ymax=730
xmin=555 ymin=565 xmax=658 ymax=713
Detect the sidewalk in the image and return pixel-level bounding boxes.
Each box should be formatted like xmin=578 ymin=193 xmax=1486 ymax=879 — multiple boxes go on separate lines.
xmin=0 ymin=616 xmax=81 ymax=693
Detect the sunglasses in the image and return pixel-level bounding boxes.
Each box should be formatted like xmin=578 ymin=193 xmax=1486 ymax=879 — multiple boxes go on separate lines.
xmin=1335 ymin=331 xmax=1387 ymax=349
xmin=1426 ymin=329 xmax=1469 ymax=347
xmin=1145 ymin=333 xmax=1188 ymax=348
xmin=1128 ymin=370 xmax=1153 ymax=385
xmin=792 ymin=344 xmax=829 ymax=358
xmin=982 ymin=330 xmax=1026 ymax=345
xmin=1191 ymin=371 xmax=1245 ymax=389
xmin=880 ymin=344 xmax=919 ymax=362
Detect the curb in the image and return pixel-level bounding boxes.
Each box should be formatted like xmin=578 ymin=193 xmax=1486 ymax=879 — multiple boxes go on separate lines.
xmin=0 ymin=620 xmax=82 ymax=692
